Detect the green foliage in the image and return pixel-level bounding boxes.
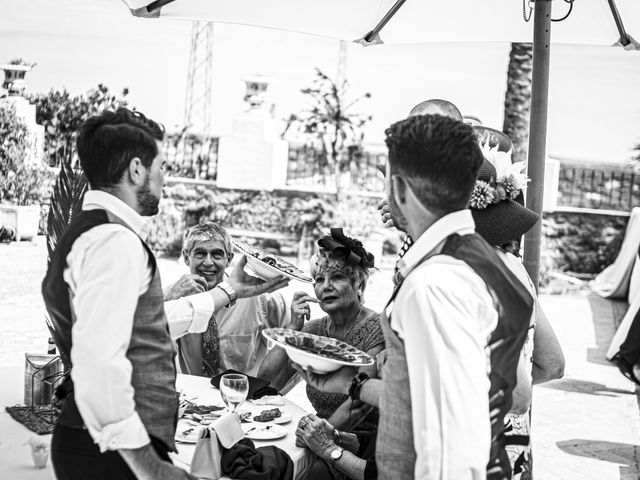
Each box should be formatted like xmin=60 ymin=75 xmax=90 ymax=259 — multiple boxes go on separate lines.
xmin=0 ymin=104 xmax=53 ymax=205
xmin=283 ymin=68 xmax=371 ymax=193
xmin=27 ymin=84 xmax=129 ymax=167
xmin=25 ymin=84 xmax=128 ymax=259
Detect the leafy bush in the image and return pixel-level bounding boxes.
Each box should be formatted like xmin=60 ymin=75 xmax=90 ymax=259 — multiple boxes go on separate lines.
xmin=0 ymin=104 xmax=54 ymax=205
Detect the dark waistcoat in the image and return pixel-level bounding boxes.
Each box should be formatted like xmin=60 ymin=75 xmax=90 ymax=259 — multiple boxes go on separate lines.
xmin=42 ymin=209 xmax=178 ymax=451
xmin=376 ymin=233 xmax=533 ymax=480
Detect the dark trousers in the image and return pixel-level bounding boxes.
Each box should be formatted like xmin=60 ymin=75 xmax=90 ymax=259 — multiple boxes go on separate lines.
xmin=618 ymin=304 xmax=640 ymax=366
xmin=51 ymin=423 xmax=171 ymax=480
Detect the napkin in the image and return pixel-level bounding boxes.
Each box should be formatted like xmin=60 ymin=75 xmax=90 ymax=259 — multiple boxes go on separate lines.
xmin=190 ymin=413 xmax=244 ymax=480
xmin=210 ymin=370 xmax=279 ymax=399
xmin=221 ymin=438 xmax=293 ymax=480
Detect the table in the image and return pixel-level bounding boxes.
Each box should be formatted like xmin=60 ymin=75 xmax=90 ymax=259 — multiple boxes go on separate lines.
xmin=0 ymin=368 xmax=311 ymax=480
xmin=173 ymin=374 xmax=312 ymax=479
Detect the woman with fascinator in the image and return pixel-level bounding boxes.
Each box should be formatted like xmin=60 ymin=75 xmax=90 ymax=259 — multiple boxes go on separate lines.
xmin=470 ymin=127 xmax=565 ymax=480
xmin=261 ymin=229 xmax=384 ymax=432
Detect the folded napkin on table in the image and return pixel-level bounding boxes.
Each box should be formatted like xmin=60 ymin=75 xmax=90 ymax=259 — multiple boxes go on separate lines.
xmin=190 ymin=413 xmax=245 ymax=480
xmin=221 ymin=438 xmax=293 ymax=480
xmin=210 ymin=369 xmax=279 ymax=399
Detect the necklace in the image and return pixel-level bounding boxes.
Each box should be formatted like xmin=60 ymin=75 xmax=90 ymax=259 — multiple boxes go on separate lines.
xmin=326 ymin=306 xmax=364 ymax=340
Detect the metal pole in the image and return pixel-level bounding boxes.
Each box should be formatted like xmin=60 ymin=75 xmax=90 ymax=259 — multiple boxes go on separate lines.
xmin=523 ymin=0 xmax=552 ymax=290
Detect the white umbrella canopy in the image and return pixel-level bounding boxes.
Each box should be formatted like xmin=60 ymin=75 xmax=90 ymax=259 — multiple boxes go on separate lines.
xmin=121 ymin=0 xmax=639 ymax=287
xmin=123 ymin=0 xmax=640 ymax=47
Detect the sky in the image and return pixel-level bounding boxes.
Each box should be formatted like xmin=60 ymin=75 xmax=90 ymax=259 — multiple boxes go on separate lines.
xmin=1 ymin=0 xmax=639 ymax=163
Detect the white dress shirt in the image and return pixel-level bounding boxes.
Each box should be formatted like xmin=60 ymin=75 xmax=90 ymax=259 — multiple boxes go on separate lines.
xmin=394 ymin=209 xmax=498 ymax=480
xmin=216 ymin=292 xmax=290 ymax=376
xmin=63 ymin=190 xmax=214 ymax=452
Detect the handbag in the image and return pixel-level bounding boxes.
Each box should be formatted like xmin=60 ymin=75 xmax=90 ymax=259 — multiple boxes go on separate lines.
xmin=190 ymin=413 xmax=245 ymax=480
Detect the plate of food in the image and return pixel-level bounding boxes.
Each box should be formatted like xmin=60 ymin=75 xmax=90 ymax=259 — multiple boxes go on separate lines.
xmin=251 ymin=408 xmax=291 ymax=425
xmin=262 ymin=328 xmax=374 ymax=373
xmin=243 ymin=423 xmax=287 ymax=441
xmin=233 ymin=240 xmax=313 ymax=283
xmin=175 ymin=426 xmax=201 ymax=444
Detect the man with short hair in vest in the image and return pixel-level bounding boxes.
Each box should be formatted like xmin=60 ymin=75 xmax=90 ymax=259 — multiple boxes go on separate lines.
xmin=42 ymin=108 xmax=288 ymax=480
xmin=295 ymin=114 xmax=533 ymax=480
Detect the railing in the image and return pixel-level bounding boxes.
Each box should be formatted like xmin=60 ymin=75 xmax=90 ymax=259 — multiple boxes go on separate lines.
xmin=557 ymin=163 xmax=640 ymax=211
xmin=162 ymin=134 xmax=218 ymax=181
xmin=286 ymin=145 xmax=385 ymax=192
xmin=160 ymin=135 xmax=640 ymax=212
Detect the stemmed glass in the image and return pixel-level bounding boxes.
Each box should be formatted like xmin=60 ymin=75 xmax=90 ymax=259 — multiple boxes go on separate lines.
xmin=220 ymin=373 xmax=249 ymax=414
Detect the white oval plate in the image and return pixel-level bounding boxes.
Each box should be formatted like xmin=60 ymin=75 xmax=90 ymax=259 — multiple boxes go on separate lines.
xmin=234 ymin=240 xmax=313 ymax=283
xmin=175 ymin=427 xmax=200 ymax=444
xmin=262 ymin=328 xmax=374 ymax=373
xmin=243 ymin=423 xmax=287 ymax=440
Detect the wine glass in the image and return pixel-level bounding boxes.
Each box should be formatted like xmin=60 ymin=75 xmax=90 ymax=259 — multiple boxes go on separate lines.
xmin=220 ymin=373 xmax=249 ymax=414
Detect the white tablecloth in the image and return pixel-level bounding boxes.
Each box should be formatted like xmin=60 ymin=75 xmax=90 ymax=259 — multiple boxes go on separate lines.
xmin=172 ymin=374 xmax=312 ymax=480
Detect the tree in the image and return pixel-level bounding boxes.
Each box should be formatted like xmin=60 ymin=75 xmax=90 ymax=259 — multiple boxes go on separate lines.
xmin=283 ymin=68 xmax=371 ymax=195
xmin=502 ymin=43 xmax=533 ymax=167
xmin=26 ymin=85 xmax=129 ymax=261
xmin=0 ymin=104 xmax=53 ymax=205
xmin=28 ymin=84 xmax=129 ymax=167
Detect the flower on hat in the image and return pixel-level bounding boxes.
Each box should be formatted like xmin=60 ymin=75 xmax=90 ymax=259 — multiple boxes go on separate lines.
xmin=468 ymin=143 xmax=530 ymax=210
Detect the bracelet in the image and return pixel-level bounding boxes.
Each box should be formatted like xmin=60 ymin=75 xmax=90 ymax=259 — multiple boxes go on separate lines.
xmin=348 ymin=372 xmax=369 ymax=401
xmin=333 ymin=428 xmax=342 ymax=447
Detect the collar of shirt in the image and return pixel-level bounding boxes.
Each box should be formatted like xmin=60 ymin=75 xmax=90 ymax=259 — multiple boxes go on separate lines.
xmin=82 ymin=190 xmax=151 ymax=241
xmin=398 ymin=209 xmax=476 ymax=278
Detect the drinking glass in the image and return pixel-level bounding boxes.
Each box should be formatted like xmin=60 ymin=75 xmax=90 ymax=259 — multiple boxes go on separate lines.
xmin=220 ymin=373 xmax=249 ymax=414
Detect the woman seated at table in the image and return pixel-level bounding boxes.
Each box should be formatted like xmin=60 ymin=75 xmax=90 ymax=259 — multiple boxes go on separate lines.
xmin=259 ymin=228 xmax=384 ymax=434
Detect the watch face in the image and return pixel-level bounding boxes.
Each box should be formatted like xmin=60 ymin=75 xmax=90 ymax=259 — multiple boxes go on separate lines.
xmin=330 ymin=448 xmax=343 ymax=461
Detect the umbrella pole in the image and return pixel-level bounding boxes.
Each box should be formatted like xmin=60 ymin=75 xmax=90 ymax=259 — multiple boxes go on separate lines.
xmin=523 ymin=0 xmax=552 ymax=291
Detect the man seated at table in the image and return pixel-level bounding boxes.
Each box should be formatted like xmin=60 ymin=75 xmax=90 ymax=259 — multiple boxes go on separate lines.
xmin=170 ymin=222 xmax=307 ymax=378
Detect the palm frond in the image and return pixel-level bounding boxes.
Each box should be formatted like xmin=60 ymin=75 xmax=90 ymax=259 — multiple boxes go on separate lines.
xmin=46 ymin=160 xmax=87 ymax=264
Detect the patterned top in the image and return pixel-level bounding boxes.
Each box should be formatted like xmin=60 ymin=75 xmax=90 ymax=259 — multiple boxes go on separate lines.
xmin=302 ymin=310 xmax=385 ymax=433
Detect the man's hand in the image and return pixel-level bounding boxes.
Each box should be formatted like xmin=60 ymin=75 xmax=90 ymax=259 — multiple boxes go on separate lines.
xmin=294 ymin=414 xmax=336 ymax=460
xmin=164 ymin=274 xmax=208 ymax=301
xmin=229 ymin=255 xmax=290 ymax=299
xmin=119 ymin=444 xmax=197 ymax=480
xmin=377 ymin=198 xmax=395 ymax=228
xmin=290 ymin=292 xmax=319 ymax=330
xmin=292 ymin=363 xmax=356 ymax=395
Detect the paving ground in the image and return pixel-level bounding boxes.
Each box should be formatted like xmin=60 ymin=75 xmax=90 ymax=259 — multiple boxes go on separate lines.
xmin=0 ymin=236 xmax=638 ymax=479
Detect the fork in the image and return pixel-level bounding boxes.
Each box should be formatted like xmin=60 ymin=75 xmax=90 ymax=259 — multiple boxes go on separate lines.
xmin=245 ymin=425 xmax=273 ymax=435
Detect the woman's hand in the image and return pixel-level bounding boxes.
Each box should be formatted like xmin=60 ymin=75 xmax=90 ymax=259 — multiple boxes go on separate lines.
xmin=228 ymin=255 xmax=290 ymax=298
xmin=290 ymin=292 xmax=318 ymax=330
xmin=295 ymin=414 xmax=336 ymax=460
xmin=292 ymin=363 xmax=356 ymax=395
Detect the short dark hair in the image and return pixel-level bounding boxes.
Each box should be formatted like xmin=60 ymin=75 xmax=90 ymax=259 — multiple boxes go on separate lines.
xmin=409 ymin=99 xmax=463 ymax=122
xmin=385 ymin=114 xmax=483 ymax=215
xmin=76 ymin=108 xmax=165 ymax=189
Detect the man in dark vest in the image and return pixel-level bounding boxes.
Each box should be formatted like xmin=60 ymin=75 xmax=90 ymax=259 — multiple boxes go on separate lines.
xmin=42 ymin=108 xmax=288 ymax=480
xmin=295 ymin=114 xmax=533 ymax=480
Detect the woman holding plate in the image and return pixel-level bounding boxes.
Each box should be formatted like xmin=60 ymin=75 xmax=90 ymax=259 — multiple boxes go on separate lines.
xmin=260 ymin=228 xmax=385 ymax=435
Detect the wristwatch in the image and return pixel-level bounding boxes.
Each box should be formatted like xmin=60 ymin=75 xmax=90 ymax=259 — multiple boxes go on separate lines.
xmin=329 ymin=446 xmax=344 ymax=463
xmin=216 ymin=281 xmax=237 ymax=307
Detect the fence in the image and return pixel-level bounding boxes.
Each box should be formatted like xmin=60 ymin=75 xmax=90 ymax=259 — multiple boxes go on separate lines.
xmin=557 ymin=163 xmax=640 ymax=211
xmin=162 ymin=134 xmax=218 ymax=181
xmin=160 ymin=135 xmax=640 ymax=211
xmin=286 ymin=144 xmax=385 ymax=192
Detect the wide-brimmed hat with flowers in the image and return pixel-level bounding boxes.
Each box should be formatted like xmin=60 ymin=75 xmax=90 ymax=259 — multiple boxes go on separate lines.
xmin=469 ymin=128 xmax=540 ymax=247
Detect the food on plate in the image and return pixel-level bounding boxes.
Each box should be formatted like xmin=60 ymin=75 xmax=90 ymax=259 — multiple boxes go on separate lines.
xmin=284 ymin=333 xmax=361 ymax=362
xmin=253 ymin=408 xmax=282 ymax=422
xmin=184 ymin=404 xmax=225 ymax=415
xmin=234 ymin=241 xmax=312 ymax=281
